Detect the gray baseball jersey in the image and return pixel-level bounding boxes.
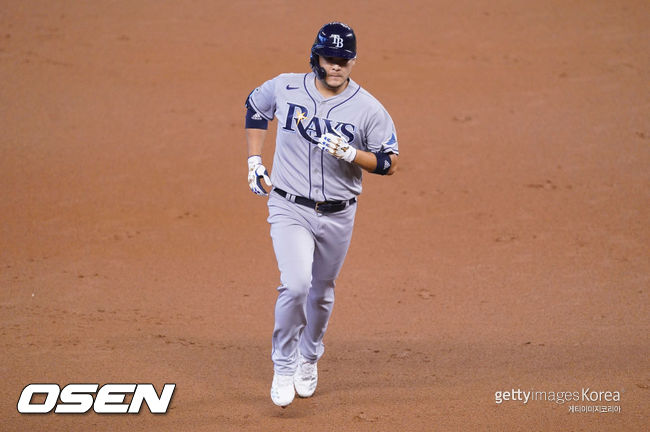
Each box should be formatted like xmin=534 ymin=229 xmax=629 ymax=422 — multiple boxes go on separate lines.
xmin=248 ymin=71 xmax=399 ymax=201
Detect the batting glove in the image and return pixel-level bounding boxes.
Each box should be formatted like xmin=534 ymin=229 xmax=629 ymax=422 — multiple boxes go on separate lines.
xmin=317 ymin=132 xmax=357 ymax=163
xmin=247 ymin=155 xmax=272 ymax=196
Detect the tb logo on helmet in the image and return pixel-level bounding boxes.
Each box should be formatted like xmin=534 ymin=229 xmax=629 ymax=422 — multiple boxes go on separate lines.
xmin=310 ymin=22 xmax=357 ymax=80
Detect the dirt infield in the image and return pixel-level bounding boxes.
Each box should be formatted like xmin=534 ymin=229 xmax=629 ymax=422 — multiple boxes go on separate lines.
xmin=1 ymin=1 xmax=648 ymax=430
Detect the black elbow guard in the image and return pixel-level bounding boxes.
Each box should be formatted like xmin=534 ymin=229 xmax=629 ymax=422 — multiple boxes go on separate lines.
xmin=245 ymin=106 xmax=268 ymax=129
xmin=373 ymin=152 xmax=392 ymax=175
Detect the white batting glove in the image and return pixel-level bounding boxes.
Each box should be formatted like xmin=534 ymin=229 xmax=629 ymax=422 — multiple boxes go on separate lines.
xmin=247 ymin=155 xmax=272 ymax=196
xmin=317 ymin=132 xmax=357 ymax=163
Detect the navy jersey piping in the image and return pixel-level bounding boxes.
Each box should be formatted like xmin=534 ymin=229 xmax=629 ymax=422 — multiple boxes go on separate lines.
xmin=326 ymin=83 xmax=361 ymax=118
xmin=321 ymin=151 xmax=327 ymax=201
xmin=303 ymin=73 xmax=319 ymax=200
xmin=322 ymin=83 xmax=361 ymax=202
xmin=303 ymin=73 xmax=319 ymax=117
xmin=247 ymin=96 xmax=273 ymax=121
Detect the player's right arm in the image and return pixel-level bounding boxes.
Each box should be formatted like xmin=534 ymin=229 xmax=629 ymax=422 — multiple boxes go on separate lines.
xmin=245 ymin=91 xmax=273 ymax=196
xmin=246 ymin=122 xmax=267 ymax=157
xmin=245 ymin=110 xmax=272 ymax=196
xmin=244 ymin=76 xmax=282 ymax=196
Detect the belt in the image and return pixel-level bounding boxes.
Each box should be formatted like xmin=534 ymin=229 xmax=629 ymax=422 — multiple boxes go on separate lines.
xmin=273 ymin=188 xmax=356 ymax=214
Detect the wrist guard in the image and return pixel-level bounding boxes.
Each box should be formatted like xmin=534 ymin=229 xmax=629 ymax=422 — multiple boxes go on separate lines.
xmin=373 ymin=152 xmax=392 ymax=175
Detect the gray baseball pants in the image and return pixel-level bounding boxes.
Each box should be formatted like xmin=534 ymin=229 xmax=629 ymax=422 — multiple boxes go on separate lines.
xmin=267 ymin=191 xmax=357 ymax=375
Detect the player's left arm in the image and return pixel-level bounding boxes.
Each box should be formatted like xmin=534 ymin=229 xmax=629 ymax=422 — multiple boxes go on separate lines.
xmin=317 ymin=132 xmax=398 ymax=175
xmin=348 ymin=104 xmax=398 ymax=175
xmin=351 ymin=149 xmax=398 ymax=175
xmin=318 ymin=103 xmax=399 ymax=174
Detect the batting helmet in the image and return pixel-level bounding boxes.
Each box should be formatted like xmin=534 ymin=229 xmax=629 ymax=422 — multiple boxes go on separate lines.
xmin=310 ymin=22 xmax=357 ymax=80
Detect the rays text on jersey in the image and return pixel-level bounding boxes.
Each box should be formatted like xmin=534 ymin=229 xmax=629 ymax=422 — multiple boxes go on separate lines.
xmin=282 ymin=102 xmax=355 ymax=144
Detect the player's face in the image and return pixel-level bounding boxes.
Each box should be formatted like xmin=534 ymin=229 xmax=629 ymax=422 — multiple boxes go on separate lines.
xmin=319 ymin=55 xmax=356 ymax=90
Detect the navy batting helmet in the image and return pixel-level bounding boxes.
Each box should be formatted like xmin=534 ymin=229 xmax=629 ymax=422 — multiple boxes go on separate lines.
xmin=310 ymin=22 xmax=356 ymax=80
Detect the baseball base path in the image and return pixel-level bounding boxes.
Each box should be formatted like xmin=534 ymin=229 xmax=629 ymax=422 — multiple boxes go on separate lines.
xmin=1 ymin=1 xmax=648 ymax=430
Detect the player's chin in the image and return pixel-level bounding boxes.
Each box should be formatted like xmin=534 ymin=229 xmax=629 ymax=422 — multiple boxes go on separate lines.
xmin=325 ymin=76 xmax=345 ymax=88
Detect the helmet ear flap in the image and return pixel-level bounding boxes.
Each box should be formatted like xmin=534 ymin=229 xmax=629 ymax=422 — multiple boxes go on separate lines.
xmin=310 ymin=53 xmax=326 ymax=80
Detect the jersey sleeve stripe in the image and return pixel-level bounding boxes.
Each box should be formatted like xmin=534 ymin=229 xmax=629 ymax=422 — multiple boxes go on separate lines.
xmin=382 ymin=133 xmax=399 ymax=154
xmin=248 ymin=96 xmax=274 ymax=121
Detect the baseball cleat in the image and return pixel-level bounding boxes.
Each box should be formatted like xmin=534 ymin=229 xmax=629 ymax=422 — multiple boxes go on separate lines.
xmin=294 ymin=353 xmax=318 ymax=398
xmin=270 ymin=373 xmax=295 ymax=407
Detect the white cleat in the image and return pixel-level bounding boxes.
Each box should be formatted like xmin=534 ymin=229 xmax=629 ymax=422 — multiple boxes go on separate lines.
xmin=294 ymin=353 xmax=318 ymax=398
xmin=271 ymin=373 xmax=295 ymax=407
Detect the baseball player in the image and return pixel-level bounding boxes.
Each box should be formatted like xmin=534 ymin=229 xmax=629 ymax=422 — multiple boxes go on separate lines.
xmin=244 ymin=22 xmax=399 ymax=407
